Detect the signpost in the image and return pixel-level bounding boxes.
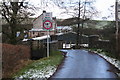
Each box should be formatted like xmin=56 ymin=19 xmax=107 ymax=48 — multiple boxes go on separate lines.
xmin=43 ymin=12 xmax=53 ymax=57
xmin=115 ymin=0 xmax=120 ymax=56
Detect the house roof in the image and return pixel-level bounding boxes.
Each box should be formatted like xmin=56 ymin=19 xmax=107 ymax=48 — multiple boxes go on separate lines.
xmin=22 ymin=35 xmax=50 ymax=41
xmin=32 ymin=35 xmax=50 ymax=40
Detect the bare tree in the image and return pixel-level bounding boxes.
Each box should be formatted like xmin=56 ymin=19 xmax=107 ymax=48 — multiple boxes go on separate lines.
xmin=52 ymin=0 xmax=98 ymax=18
xmin=1 ymin=0 xmax=37 ymax=44
xmin=52 ymin=0 xmax=98 ymax=47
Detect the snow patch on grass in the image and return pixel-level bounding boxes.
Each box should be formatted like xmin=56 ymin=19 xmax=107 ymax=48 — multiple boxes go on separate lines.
xmin=97 ymin=53 xmax=120 ymax=77
xmin=15 ymin=66 xmax=56 ymax=79
xmin=98 ymin=53 xmax=120 ymax=70
xmin=14 ymin=50 xmax=63 ymax=79
xmin=89 ymin=49 xmax=120 ymax=77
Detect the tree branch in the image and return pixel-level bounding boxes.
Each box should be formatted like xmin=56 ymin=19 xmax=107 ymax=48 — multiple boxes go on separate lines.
xmin=2 ymin=9 xmax=10 ymax=24
xmin=3 ymin=2 xmax=11 ymax=16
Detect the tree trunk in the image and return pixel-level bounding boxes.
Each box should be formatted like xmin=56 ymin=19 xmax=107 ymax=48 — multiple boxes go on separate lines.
xmin=9 ymin=17 xmax=17 ymax=44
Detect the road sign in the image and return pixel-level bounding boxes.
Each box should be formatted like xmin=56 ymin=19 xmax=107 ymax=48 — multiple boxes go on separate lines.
xmin=42 ymin=12 xmax=53 ymax=58
xmin=43 ymin=20 xmax=52 ymax=58
xmin=43 ymin=20 xmax=52 ymax=30
xmin=43 ymin=12 xmax=52 ymax=20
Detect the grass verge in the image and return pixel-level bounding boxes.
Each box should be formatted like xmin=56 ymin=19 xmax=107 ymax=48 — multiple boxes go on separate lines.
xmin=88 ymin=48 xmax=120 ymax=60
xmin=13 ymin=50 xmax=64 ymax=79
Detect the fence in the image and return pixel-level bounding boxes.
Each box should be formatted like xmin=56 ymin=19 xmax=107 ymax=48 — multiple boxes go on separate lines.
xmin=30 ymin=40 xmax=46 ymax=60
xmin=28 ymin=39 xmax=62 ymax=59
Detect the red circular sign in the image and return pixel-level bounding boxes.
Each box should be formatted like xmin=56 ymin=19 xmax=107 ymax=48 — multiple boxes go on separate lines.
xmin=43 ymin=20 xmax=52 ymax=30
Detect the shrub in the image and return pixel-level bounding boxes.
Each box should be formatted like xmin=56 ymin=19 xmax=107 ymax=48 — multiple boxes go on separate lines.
xmin=2 ymin=43 xmax=31 ymax=78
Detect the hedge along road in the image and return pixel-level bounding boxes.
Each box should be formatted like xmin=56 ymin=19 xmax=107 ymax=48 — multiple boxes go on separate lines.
xmin=50 ymin=50 xmax=118 ymax=79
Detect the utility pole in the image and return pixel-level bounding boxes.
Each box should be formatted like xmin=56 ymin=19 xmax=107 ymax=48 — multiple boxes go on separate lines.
xmin=115 ymin=0 xmax=119 ymax=56
xmin=76 ymin=0 xmax=81 ymax=48
xmin=81 ymin=0 xmax=87 ymax=44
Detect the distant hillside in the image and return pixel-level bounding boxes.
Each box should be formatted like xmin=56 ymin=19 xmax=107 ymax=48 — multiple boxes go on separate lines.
xmin=57 ymin=17 xmax=115 ymax=29
xmin=85 ymin=20 xmax=115 ymax=29
xmin=57 ymin=17 xmax=83 ymax=26
xmin=2 ymin=17 xmax=116 ymax=30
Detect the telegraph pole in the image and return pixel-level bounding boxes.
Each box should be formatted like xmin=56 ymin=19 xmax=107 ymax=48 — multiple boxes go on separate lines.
xmin=115 ymin=0 xmax=119 ymax=56
xmin=76 ymin=0 xmax=81 ymax=47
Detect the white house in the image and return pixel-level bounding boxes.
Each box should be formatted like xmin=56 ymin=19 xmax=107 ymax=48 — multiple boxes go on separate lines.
xmin=29 ymin=11 xmax=57 ymax=38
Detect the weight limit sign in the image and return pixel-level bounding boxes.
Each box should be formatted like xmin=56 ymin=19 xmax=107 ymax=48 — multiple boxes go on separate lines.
xmin=43 ymin=20 xmax=52 ymax=30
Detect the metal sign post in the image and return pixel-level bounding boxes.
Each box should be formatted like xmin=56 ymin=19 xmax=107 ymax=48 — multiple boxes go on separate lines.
xmin=47 ymin=30 xmax=49 ymax=57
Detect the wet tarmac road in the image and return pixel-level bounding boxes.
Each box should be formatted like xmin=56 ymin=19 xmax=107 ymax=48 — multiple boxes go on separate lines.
xmin=51 ymin=50 xmax=118 ymax=78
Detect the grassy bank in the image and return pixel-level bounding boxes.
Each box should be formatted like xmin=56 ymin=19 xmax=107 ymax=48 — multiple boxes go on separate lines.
xmin=88 ymin=48 xmax=120 ymax=60
xmin=13 ymin=50 xmax=64 ymax=79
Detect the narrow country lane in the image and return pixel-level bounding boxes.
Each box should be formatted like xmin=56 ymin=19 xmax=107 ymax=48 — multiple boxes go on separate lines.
xmin=50 ymin=50 xmax=118 ymax=79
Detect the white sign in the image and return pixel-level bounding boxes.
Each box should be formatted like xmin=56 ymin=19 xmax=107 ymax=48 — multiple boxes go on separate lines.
xmin=43 ymin=12 xmax=53 ymax=58
xmin=43 ymin=12 xmax=52 ymax=20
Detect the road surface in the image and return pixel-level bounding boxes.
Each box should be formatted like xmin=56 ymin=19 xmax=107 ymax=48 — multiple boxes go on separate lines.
xmin=50 ymin=50 xmax=118 ymax=78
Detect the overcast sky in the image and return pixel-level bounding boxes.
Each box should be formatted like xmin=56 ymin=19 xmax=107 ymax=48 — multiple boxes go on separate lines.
xmin=1 ymin=0 xmax=119 ymax=20
xmin=27 ymin=0 xmax=117 ymax=21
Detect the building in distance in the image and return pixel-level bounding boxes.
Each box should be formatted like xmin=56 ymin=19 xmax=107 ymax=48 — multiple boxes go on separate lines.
xmin=28 ymin=11 xmax=57 ymax=38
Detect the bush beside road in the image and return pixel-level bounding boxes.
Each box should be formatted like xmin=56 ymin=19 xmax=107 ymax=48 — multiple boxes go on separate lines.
xmin=2 ymin=43 xmax=31 ymax=78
